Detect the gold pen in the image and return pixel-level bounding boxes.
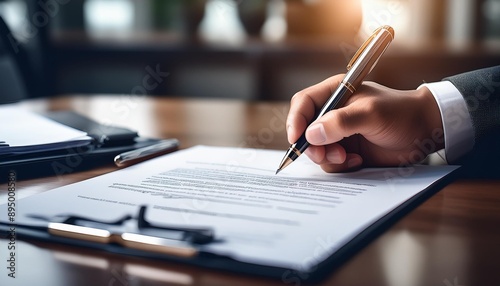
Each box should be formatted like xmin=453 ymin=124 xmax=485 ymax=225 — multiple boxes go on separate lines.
xmin=276 ymin=25 xmax=395 ymax=174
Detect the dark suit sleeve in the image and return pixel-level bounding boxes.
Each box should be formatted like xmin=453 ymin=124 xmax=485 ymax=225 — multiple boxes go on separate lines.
xmin=444 ymin=66 xmax=500 ymax=177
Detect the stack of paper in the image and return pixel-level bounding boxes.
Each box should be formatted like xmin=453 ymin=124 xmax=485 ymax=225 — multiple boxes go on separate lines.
xmin=0 ymin=105 xmax=92 ymax=155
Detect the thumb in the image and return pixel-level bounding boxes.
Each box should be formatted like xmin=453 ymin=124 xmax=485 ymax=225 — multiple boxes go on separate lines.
xmin=305 ymin=105 xmax=370 ymax=145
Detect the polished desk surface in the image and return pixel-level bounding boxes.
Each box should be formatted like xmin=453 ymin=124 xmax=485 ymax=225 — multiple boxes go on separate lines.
xmin=2 ymin=95 xmax=500 ymax=286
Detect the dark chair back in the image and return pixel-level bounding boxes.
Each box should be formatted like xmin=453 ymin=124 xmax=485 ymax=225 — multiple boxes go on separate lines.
xmin=0 ymin=16 xmax=28 ymax=104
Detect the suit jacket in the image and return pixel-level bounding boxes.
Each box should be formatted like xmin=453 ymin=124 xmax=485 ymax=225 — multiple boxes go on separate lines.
xmin=445 ymin=66 xmax=500 ymax=177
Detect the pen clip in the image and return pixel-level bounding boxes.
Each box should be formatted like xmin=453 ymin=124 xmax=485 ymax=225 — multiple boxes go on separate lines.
xmin=347 ymin=26 xmax=394 ymax=70
xmin=347 ymin=27 xmax=381 ymax=70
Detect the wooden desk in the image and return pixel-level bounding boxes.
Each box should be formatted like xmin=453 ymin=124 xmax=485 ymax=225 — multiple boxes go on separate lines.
xmin=2 ymin=96 xmax=500 ymax=286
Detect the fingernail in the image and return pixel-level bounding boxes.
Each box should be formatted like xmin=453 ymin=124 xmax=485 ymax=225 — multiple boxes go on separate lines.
xmin=347 ymin=157 xmax=362 ymax=168
xmin=307 ymin=123 xmax=326 ymax=144
xmin=326 ymin=149 xmax=341 ymax=163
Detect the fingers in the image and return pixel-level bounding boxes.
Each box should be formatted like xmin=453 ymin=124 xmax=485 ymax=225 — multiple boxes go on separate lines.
xmin=304 ymin=145 xmax=363 ymax=172
xmin=320 ymin=154 xmax=363 ymax=173
xmin=305 ymin=103 xmax=373 ymax=145
xmin=304 ymin=144 xmax=346 ymax=165
xmin=286 ymin=74 xmax=345 ymax=143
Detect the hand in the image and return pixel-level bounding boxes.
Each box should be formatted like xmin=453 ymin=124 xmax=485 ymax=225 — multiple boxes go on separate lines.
xmin=286 ymin=75 xmax=444 ymax=172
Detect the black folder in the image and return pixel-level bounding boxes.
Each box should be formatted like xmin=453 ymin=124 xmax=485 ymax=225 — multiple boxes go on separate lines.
xmin=0 ymin=111 xmax=162 ymax=181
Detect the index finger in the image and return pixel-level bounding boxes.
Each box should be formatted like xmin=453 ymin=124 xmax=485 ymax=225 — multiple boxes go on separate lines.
xmin=286 ymin=74 xmax=345 ymax=143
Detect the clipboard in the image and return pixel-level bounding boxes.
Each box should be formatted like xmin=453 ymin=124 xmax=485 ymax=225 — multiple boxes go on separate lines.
xmin=0 ymin=172 xmax=456 ymax=282
xmin=0 ymin=145 xmax=460 ymax=282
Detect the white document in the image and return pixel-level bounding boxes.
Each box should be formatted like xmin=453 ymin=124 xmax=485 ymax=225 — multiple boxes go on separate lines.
xmin=0 ymin=146 xmax=458 ymax=270
xmin=0 ymin=105 xmax=91 ymax=155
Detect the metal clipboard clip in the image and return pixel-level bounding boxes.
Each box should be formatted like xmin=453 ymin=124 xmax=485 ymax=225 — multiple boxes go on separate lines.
xmin=29 ymin=205 xmax=215 ymax=258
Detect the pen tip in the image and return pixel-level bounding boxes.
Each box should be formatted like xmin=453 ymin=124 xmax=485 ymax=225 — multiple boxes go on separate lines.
xmin=275 ymin=169 xmax=280 ymax=175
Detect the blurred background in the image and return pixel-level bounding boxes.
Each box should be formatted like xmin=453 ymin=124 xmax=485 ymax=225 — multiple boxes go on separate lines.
xmin=1 ymin=0 xmax=500 ymax=101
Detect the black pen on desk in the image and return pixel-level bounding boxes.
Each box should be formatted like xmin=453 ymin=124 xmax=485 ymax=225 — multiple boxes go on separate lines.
xmin=114 ymin=139 xmax=179 ymax=167
xmin=276 ymin=25 xmax=395 ymax=174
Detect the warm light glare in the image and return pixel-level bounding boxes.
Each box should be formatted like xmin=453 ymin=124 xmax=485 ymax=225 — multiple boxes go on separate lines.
xmin=125 ymin=264 xmax=193 ymax=285
xmin=359 ymin=0 xmax=442 ymax=48
xmin=359 ymin=0 xmax=410 ymax=41
xmin=53 ymin=251 xmax=109 ymax=269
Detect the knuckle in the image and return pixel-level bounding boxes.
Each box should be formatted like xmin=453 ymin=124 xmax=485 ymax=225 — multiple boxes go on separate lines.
xmin=291 ymin=91 xmax=300 ymax=99
xmin=333 ymin=109 xmax=351 ymax=135
xmin=362 ymin=98 xmax=378 ymax=114
xmin=359 ymin=98 xmax=384 ymax=123
xmin=290 ymin=91 xmax=303 ymax=103
xmin=290 ymin=90 xmax=311 ymax=106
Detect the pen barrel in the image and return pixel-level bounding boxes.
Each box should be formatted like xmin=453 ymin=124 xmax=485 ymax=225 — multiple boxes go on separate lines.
xmin=114 ymin=139 xmax=179 ymax=167
xmin=316 ymin=84 xmax=352 ymax=118
xmin=344 ymin=28 xmax=394 ymax=89
xmin=295 ymin=133 xmax=310 ymax=155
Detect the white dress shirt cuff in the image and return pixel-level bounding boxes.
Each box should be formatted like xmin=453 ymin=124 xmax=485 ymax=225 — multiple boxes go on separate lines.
xmin=418 ymin=81 xmax=474 ymax=164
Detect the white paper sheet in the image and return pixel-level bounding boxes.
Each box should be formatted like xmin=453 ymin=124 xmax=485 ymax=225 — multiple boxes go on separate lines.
xmin=0 ymin=146 xmax=458 ymax=270
xmin=0 ymin=105 xmax=91 ymax=154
